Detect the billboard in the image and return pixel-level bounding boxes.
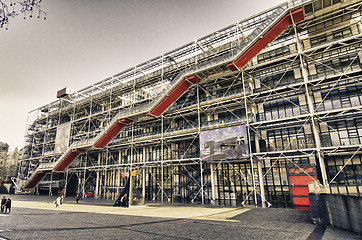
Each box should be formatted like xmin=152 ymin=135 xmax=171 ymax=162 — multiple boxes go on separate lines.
xmin=200 ymin=125 xmax=249 ymax=161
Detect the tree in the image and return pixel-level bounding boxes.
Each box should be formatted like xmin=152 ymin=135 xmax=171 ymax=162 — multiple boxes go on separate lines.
xmin=0 ymin=0 xmax=46 ymax=30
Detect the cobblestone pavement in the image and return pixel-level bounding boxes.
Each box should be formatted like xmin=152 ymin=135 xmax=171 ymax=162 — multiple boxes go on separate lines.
xmin=0 ymin=194 xmax=360 ymax=240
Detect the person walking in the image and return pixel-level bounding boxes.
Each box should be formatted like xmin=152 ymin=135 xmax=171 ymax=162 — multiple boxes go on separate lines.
xmin=1 ymin=196 xmax=6 ymax=212
xmin=76 ymin=194 xmax=80 ymax=204
xmin=54 ymin=196 xmax=61 ymax=207
xmin=5 ymin=198 xmax=11 ymax=213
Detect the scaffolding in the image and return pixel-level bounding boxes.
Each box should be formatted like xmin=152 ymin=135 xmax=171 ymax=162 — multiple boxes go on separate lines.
xmin=17 ymin=0 xmax=362 ymax=208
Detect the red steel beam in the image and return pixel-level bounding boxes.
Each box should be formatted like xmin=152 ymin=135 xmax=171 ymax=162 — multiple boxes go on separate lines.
xmin=148 ymin=75 xmax=200 ymax=116
xmin=227 ymin=8 xmax=304 ymax=71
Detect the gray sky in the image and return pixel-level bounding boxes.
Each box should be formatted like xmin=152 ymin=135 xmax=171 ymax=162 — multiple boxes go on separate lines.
xmin=0 ymin=0 xmax=285 ymax=150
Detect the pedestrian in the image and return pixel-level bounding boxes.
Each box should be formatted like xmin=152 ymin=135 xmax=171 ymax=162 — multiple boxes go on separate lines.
xmin=76 ymin=194 xmax=80 ymax=204
xmin=121 ymin=193 xmax=128 ymax=207
xmin=60 ymin=195 xmax=64 ymax=205
xmin=1 ymin=196 xmax=6 ymax=212
xmin=5 ymin=198 xmax=11 ymax=213
xmin=54 ymin=196 xmax=61 ymax=207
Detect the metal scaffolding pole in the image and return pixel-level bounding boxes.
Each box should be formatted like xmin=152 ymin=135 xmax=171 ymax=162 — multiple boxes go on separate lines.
xmin=82 ymin=154 xmax=87 ymax=198
xmin=210 ymin=163 xmax=217 ymax=205
xmin=103 ymin=152 xmax=107 ymax=199
xmin=142 ymin=167 xmax=146 ymax=204
xmin=293 ymin=20 xmax=329 ymax=185
xmin=129 ymin=123 xmax=134 ymax=206
xmin=49 ymin=171 xmax=53 ymax=196
xmin=161 ymin=115 xmax=164 ymax=203
xmin=197 ymin=86 xmax=205 ymax=205
xmin=64 ymin=169 xmax=68 ymax=197
xmin=242 ymin=71 xmax=258 ymax=206
xmin=95 ymin=170 xmax=99 ymax=199
xmin=255 ymin=132 xmax=266 ymax=208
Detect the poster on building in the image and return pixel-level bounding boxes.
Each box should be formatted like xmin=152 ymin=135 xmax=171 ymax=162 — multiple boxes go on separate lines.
xmin=54 ymin=122 xmax=71 ymax=154
xmin=200 ymin=125 xmax=249 ymax=161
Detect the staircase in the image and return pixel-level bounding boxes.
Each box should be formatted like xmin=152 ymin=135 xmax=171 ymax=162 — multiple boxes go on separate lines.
xmin=21 ymin=1 xmax=309 ymax=190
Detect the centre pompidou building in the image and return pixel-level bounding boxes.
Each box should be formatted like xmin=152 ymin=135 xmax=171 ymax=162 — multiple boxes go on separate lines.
xmin=17 ymin=0 xmax=362 ymax=209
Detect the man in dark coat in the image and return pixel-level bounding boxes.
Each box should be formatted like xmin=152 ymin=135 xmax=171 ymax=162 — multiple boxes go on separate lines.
xmin=1 ymin=196 xmax=6 ymax=212
xmin=5 ymin=198 xmax=11 ymax=213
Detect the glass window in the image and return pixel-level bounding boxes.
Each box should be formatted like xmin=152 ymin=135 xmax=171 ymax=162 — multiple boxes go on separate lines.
xmin=278 ymin=108 xmax=286 ymax=119
xmin=310 ymin=35 xmax=327 ymax=47
xmin=330 ymin=131 xmax=340 ymax=146
xmin=350 ymin=96 xmax=360 ymax=107
xmin=286 ymin=106 xmax=293 ymax=118
xmin=305 ymin=4 xmax=313 ymax=14
xmin=332 ymin=98 xmax=341 ymax=109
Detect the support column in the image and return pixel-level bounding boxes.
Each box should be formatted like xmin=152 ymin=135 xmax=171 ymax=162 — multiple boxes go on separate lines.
xmin=64 ymin=169 xmax=69 ymax=197
xmin=197 ymin=86 xmax=205 ymax=205
xmin=210 ymin=163 xmax=217 ymax=205
xmin=95 ymin=171 xmax=99 ymax=199
xmin=112 ymin=169 xmax=115 ymax=200
xmin=161 ymin=115 xmax=164 ymax=203
xmin=116 ymin=169 xmax=121 ymax=199
xmin=129 ymin=170 xmax=133 ymax=206
xmin=255 ymin=132 xmax=266 ymax=208
xmin=77 ymin=172 xmax=82 ymax=196
xmin=117 ymin=150 xmax=122 ymax=198
xmin=242 ymin=71 xmax=258 ymax=206
xmin=103 ymin=152 xmax=107 ymax=199
xmin=82 ymin=155 xmax=87 ymax=198
xmin=49 ymin=171 xmax=53 ymax=196
xmin=293 ymin=22 xmax=328 ymax=185
xmin=142 ymin=167 xmax=146 ymax=204
xmin=129 ymin=123 xmax=134 ymax=206
xmin=142 ymin=147 xmax=146 ymax=204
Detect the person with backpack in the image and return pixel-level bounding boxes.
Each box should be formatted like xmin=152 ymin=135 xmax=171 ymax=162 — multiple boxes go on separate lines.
xmin=5 ymin=198 xmax=11 ymax=213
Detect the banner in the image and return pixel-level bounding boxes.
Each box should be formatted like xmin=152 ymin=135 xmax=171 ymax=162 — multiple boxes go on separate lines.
xmin=54 ymin=122 xmax=71 ymax=154
xmin=200 ymin=125 xmax=249 ymax=161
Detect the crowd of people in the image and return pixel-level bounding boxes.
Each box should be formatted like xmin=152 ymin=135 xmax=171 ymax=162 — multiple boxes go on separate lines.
xmin=1 ymin=196 xmax=11 ymax=213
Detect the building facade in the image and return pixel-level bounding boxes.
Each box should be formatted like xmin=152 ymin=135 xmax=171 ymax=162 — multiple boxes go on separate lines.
xmin=0 ymin=142 xmax=9 ymax=175
xmin=18 ymin=0 xmax=362 ymax=208
xmin=0 ymin=148 xmax=19 ymax=183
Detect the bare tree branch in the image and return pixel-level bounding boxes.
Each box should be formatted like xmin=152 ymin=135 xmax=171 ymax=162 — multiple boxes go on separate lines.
xmin=0 ymin=0 xmax=46 ymax=30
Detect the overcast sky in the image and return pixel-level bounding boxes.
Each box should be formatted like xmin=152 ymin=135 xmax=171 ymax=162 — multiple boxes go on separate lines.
xmin=0 ymin=0 xmax=286 ymax=150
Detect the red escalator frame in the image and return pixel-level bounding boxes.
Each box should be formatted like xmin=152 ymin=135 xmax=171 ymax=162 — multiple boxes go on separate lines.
xmin=23 ymin=171 xmax=48 ymax=190
xmin=227 ymin=8 xmax=304 ymax=71
xmin=53 ymin=148 xmax=85 ymax=172
xmin=148 ymin=75 xmax=200 ymax=116
xmin=93 ymin=118 xmax=133 ymax=148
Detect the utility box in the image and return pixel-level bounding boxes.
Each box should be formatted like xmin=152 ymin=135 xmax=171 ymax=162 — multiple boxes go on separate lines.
xmin=57 ymin=87 xmax=72 ymax=98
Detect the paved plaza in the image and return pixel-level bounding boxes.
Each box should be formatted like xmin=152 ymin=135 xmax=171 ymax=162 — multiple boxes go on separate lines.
xmin=0 ymin=194 xmax=360 ymax=239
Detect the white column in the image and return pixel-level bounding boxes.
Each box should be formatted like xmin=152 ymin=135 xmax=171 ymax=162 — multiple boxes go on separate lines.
xmin=95 ymin=171 xmax=99 ymax=199
xmin=255 ymin=132 xmax=266 ymax=208
xmin=210 ymin=163 xmax=217 ymax=205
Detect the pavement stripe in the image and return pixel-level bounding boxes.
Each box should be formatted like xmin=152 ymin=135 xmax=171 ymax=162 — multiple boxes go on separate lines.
xmin=13 ymin=200 xmax=248 ymax=222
